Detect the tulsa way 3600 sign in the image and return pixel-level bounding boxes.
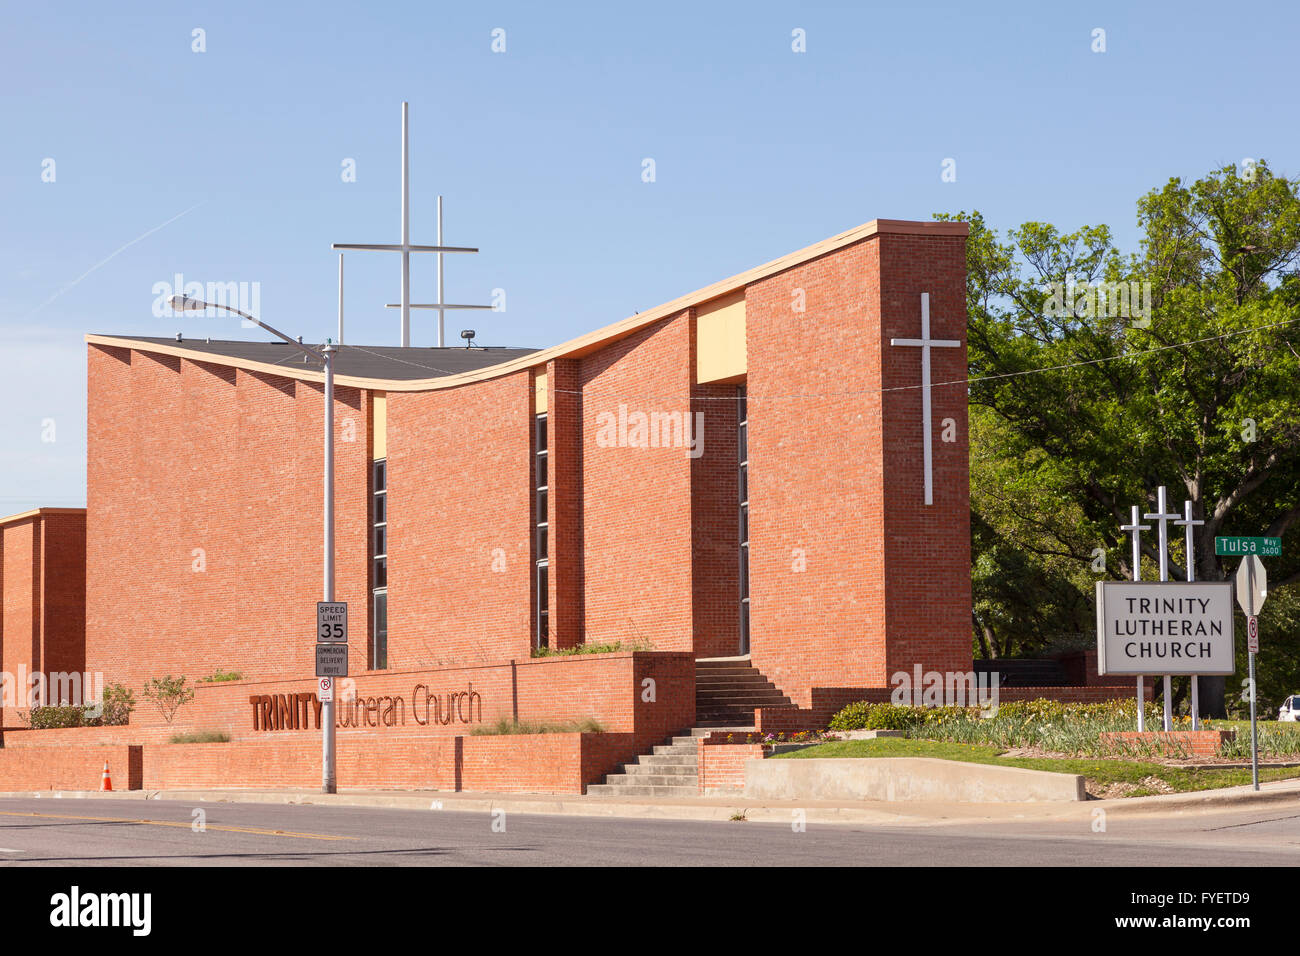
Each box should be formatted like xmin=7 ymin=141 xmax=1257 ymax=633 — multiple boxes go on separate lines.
xmin=1095 ymin=581 xmax=1235 ymax=676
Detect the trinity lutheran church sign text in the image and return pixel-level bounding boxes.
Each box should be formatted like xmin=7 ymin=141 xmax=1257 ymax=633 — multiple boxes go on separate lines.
xmin=249 ymin=682 xmax=483 ymax=731
xmin=1095 ymin=582 xmax=1235 ymax=676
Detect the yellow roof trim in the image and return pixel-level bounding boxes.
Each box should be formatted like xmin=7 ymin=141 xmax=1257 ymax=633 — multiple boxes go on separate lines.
xmin=85 ymin=218 xmax=966 ymax=393
xmin=0 ymin=507 xmax=86 ymax=527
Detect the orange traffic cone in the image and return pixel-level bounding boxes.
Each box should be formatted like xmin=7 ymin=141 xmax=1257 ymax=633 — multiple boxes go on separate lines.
xmin=100 ymin=761 xmax=112 ymax=792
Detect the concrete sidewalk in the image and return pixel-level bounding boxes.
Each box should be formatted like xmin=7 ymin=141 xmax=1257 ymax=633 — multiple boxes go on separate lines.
xmin=0 ymin=776 xmax=1296 ymax=827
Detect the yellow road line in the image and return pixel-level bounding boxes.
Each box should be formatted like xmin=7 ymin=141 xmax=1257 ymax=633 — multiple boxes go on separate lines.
xmin=0 ymin=810 xmax=356 ymax=842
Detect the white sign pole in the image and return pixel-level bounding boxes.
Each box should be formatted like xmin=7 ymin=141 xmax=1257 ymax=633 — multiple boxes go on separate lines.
xmin=1175 ymin=499 xmax=1205 ymax=729
xmin=1145 ymin=486 xmax=1180 ymax=731
xmin=1119 ymin=505 xmax=1151 ymax=731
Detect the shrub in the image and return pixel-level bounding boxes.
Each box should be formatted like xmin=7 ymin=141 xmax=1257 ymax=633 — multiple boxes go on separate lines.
xmin=142 ymin=675 xmax=195 ymax=724
xmin=199 ymin=670 xmax=244 ymax=683
xmin=94 ymin=683 xmax=136 ymax=725
xmin=168 ymin=730 xmax=230 ymax=744
xmin=24 ymin=705 xmax=86 ymax=729
xmin=22 ymin=682 xmax=135 ymax=728
xmin=829 ymin=701 xmax=930 ymax=731
xmin=531 ymin=637 xmax=653 ymax=658
xmin=470 ymin=716 xmax=606 ymax=735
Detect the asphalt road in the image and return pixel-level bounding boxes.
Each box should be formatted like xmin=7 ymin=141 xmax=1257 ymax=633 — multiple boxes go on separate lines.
xmin=0 ymin=796 xmax=1297 ymax=866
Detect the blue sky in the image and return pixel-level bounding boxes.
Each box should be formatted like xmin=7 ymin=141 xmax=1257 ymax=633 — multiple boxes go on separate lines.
xmin=2 ymin=0 xmax=1295 ymax=511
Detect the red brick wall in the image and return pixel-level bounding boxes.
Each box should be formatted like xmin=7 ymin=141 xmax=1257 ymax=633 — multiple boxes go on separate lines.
xmin=744 ymin=224 xmax=969 ymax=705
xmin=690 ymin=375 xmax=741 ymax=659
xmin=386 ymin=371 xmax=533 ymax=667
xmin=7 ymin=651 xmax=693 ymax=752
xmin=1100 ymin=730 xmax=1235 ymax=757
xmin=0 ymin=510 xmax=87 ymax=730
xmin=0 ymin=744 xmax=140 ymax=791
xmin=119 ymin=733 xmax=633 ymax=794
xmin=697 ymin=737 xmax=764 ymax=793
xmin=85 ymin=346 xmax=372 ymax=690
xmin=579 ymin=314 xmax=695 ymax=651
xmin=39 ymin=512 xmax=86 ymax=681
xmin=0 ymin=519 xmax=38 ymax=729
xmin=547 ymin=359 xmax=584 ymax=650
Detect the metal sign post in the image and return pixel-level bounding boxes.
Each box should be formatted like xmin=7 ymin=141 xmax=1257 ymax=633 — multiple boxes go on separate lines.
xmin=1174 ymin=500 xmax=1205 ymax=729
xmin=1145 ymin=486 xmax=1181 ymax=731
xmin=1119 ymin=505 xmax=1150 ymax=731
xmin=321 ymin=345 xmax=337 ymax=794
xmin=1236 ymin=555 xmax=1267 ymax=792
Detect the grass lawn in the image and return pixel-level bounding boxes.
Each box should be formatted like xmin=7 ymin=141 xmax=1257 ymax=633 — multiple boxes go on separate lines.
xmin=776 ymin=737 xmax=1300 ymax=796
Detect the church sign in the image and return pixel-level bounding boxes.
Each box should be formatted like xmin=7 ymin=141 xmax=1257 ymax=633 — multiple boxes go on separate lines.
xmin=1095 ymin=581 xmax=1235 ymax=676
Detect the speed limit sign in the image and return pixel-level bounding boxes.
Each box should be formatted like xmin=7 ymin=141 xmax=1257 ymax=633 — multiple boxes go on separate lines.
xmin=317 ymin=602 xmax=348 ymax=643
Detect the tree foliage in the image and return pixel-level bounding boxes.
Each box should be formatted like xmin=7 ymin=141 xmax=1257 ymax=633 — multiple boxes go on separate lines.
xmin=947 ymin=161 xmax=1300 ymax=714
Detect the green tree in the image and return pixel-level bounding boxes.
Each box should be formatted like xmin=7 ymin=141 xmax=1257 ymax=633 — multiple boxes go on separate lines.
xmin=947 ymin=161 xmax=1300 ymax=716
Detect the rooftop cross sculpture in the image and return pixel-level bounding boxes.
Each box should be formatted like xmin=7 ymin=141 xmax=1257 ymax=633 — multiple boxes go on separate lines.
xmin=383 ymin=196 xmax=494 ymax=347
xmin=332 ymin=103 xmax=481 ymax=347
xmin=890 ymin=293 xmax=960 ymax=506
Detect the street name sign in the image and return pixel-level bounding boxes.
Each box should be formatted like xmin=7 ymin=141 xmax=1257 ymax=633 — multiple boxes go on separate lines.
xmin=1095 ymin=581 xmax=1235 ymax=676
xmin=315 ymin=643 xmax=348 ymax=678
xmin=1215 ymin=537 xmax=1281 ymax=558
xmin=317 ymin=602 xmax=348 ymax=643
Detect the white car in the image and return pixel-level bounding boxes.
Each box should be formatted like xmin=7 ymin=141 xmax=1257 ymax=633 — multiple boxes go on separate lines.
xmin=1279 ymin=695 xmax=1300 ymax=722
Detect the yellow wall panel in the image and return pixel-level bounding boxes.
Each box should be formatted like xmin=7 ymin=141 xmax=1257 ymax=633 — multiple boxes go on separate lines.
xmin=696 ymin=291 xmax=747 ymax=384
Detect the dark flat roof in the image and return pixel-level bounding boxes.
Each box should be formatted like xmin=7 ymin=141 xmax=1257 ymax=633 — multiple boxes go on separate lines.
xmin=99 ymin=336 xmax=540 ymax=381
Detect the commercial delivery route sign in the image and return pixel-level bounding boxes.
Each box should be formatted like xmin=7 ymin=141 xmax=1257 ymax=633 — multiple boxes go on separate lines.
xmin=1095 ymin=581 xmax=1235 ymax=676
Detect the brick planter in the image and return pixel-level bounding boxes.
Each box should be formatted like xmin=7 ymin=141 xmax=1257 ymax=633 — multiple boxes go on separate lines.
xmin=1099 ymin=730 xmax=1235 ymax=758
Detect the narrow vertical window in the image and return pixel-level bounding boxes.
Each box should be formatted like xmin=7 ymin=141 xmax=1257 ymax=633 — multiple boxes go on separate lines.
xmin=738 ymin=387 xmax=750 ymax=655
xmin=534 ymin=413 xmax=549 ymax=649
xmin=372 ymin=458 xmax=388 ymax=669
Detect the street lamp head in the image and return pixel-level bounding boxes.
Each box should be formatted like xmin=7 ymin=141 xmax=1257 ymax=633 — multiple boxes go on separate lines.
xmin=169 ymin=294 xmax=208 ymax=312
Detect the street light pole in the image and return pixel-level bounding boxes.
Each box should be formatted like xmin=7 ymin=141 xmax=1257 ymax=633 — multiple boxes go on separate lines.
xmin=168 ymin=295 xmax=337 ymax=793
xmin=321 ymin=343 xmax=336 ymax=793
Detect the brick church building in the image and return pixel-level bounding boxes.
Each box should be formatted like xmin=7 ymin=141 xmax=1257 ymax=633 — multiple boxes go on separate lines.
xmin=0 ymin=218 xmax=1126 ymax=794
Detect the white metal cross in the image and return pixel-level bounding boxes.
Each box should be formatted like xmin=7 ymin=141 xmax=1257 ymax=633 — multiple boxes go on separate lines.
xmin=1173 ymin=499 xmax=1204 ymax=583
xmin=384 ymin=196 xmax=494 ymax=347
xmin=890 ymin=293 xmax=960 ymax=506
xmin=332 ymin=103 xmax=480 ymax=347
xmin=1144 ymin=485 xmax=1181 ymax=583
xmin=1119 ymin=505 xmax=1150 ymax=582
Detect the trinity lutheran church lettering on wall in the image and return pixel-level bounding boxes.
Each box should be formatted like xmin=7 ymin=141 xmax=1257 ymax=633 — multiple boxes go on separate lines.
xmin=249 ymin=683 xmax=483 ymax=731
xmin=1095 ymin=582 xmax=1235 ymax=676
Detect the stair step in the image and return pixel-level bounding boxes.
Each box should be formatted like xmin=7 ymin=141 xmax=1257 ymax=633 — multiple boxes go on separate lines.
xmin=600 ymin=774 xmax=699 ymax=788
xmin=642 ymin=754 xmax=702 ymax=770
xmin=587 ymin=783 xmax=700 ymax=797
xmin=621 ymin=763 xmax=696 ymax=776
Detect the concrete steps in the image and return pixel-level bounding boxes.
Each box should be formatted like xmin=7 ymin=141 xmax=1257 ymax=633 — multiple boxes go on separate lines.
xmin=694 ymin=659 xmax=794 ymax=727
xmin=587 ymin=660 xmax=791 ymax=797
